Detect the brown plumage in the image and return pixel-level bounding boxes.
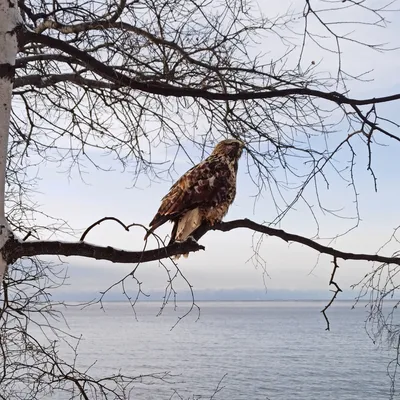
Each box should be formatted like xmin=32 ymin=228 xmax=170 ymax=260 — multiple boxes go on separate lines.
xmin=144 ymin=139 xmax=244 ymax=255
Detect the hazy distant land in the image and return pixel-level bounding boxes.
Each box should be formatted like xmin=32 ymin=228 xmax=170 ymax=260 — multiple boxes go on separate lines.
xmin=53 ymin=288 xmax=362 ymax=302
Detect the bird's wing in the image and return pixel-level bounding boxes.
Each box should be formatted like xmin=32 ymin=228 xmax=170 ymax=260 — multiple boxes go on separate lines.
xmin=145 ymin=157 xmax=228 ymax=238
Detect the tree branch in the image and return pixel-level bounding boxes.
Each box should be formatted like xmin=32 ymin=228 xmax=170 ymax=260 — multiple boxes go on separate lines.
xmin=14 ymin=73 xmax=119 ymax=89
xmin=2 ymin=236 xmax=205 ymax=264
xmin=19 ymin=30 xmax=400 ymax=107
xmin=15 ymin=53 xmax=83 ymax=68
xmin=321 ymin=256 xmax=343 ymax=331
xmin=2 ymin=218 xmax=400 ymax=266
xmin=200 ymin=219 xmax=400 ymax=266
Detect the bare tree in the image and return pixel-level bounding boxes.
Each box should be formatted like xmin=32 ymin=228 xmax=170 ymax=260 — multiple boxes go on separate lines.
xmin=1 ymin=0 xmax=400 ymax=397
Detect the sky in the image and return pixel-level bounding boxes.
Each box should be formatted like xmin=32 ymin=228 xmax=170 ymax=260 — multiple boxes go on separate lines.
xmin=14 ymin=0 xmax=400 ymax=301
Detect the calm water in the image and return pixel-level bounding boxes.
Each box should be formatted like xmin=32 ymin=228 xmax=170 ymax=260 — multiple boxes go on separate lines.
xmin=36 ymin=301 xmax=397 ymax=399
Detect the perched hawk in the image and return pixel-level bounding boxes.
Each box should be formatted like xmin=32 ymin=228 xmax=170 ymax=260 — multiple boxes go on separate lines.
xmin=144 ymin=139 xmax=244 ymax=253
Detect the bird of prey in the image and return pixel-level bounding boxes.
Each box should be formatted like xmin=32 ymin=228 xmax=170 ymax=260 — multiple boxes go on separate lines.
xmin=144 ymin=139 xmax=244 ymax=253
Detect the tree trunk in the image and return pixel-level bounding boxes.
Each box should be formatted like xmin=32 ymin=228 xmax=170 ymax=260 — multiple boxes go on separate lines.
xmin=0 ymin=0 xmax=20 ymax=280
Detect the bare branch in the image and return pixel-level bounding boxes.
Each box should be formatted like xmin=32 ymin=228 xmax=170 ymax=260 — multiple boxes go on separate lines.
xmin=3 ymin=236 xmax=205 ymax=264
xmin=197 ymin=219 xmax=400 ymax=266
xmin=19 ymin=30 xmax=400 ymax=107
xmin=2 ymin=218 xmax=400 ymax=267
xmin=321 ymin=256 xmax=343 ymax=331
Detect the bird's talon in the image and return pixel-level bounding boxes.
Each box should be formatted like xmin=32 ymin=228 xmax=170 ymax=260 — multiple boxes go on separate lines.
xmin=187 ymin=236 xmax=198 ymax=244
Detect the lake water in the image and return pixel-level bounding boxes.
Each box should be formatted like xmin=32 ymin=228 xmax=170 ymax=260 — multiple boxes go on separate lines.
xmin=37 ymin=301 xmax=397 ymax=399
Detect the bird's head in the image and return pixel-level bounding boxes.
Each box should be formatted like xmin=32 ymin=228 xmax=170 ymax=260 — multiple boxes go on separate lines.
xmin=212 ymin=139 xmax=244 ymax=160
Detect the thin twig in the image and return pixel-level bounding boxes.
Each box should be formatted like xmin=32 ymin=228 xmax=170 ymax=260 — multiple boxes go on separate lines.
xmin=321 ymin=256 xmax=343 ymax=331
xmin=80 ymin=217 xmax=130 ymax=241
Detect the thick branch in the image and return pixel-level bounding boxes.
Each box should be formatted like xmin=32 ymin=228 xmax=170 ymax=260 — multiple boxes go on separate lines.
xmin=3 ymin=237 xmax=204 ymax=264
xmin=20 ymin=30 xmax=400 ymax=107
xmin=2 ymin=218 xmax=400 ymax=266
xmin=15 ymin=53 xmax=83 ymax=68
xmin=14 ymin=73 xmax=119 ymax=89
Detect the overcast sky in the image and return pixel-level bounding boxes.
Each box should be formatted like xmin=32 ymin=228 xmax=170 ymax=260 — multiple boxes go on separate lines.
xmin=22 ymin=0 xmax=400 ymax=301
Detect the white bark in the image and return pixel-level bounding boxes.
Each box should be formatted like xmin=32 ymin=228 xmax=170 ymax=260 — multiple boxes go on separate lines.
xmin=0 ymin=0 xmax=21 ymax=281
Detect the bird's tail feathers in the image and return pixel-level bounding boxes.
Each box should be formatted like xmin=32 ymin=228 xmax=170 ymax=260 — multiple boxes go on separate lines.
xmin=170 ymin=209 xmax=202 ymax=260
xmin=144 ymin=215 xmax=170 ymax=240
xmin=175 ymin=209 xmax=201 ymax=242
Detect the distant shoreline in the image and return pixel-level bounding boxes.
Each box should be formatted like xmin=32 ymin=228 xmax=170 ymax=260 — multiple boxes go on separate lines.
xmin=56 ymin=298 xmax=399 ymax=303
